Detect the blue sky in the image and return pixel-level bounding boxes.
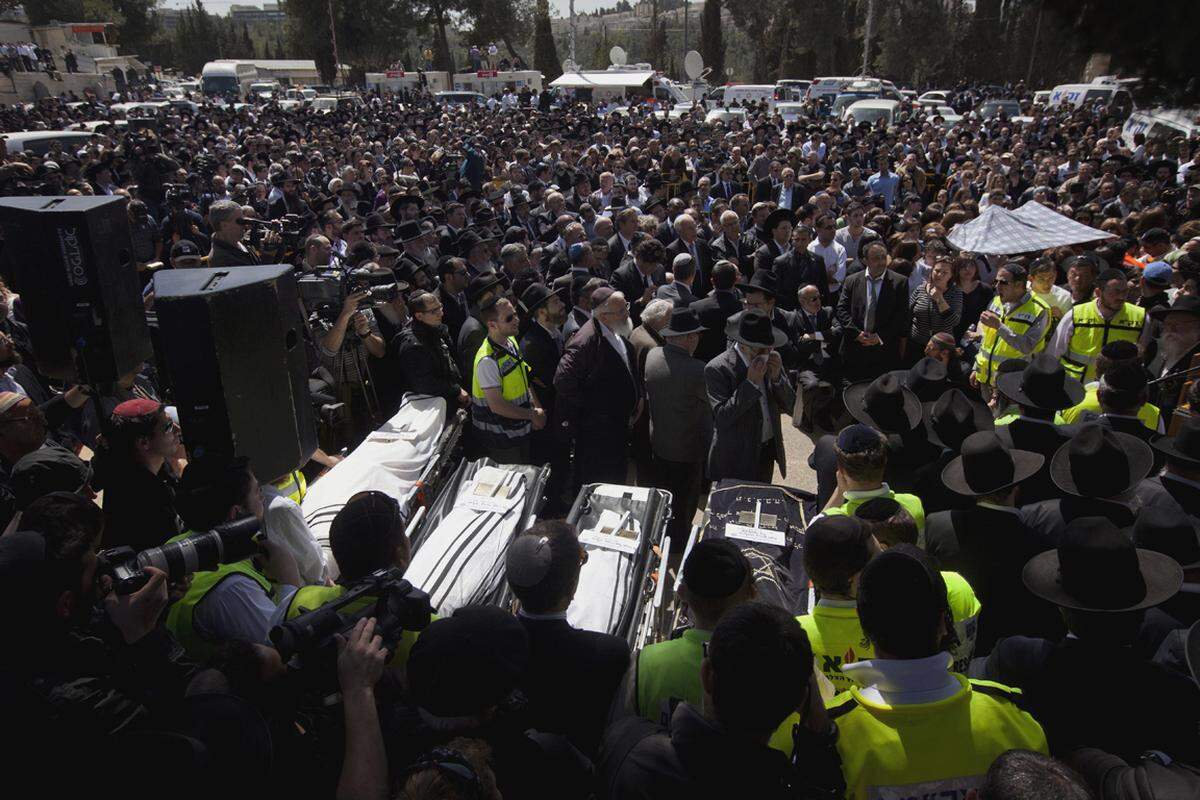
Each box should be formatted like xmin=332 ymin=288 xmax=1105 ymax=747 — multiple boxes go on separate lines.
xmin=158 ymin=0 xmax=612 ymax=17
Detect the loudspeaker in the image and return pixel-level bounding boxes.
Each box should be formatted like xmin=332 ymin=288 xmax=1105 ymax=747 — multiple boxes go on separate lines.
xmin=154 ymin=265 xmax=317 ymax=482
xmin=0 ymin=196 xmax=152 ymax=382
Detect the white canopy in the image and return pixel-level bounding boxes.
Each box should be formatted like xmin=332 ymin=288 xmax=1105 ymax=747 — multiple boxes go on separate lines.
xmin=947 ymin=202 xmax=1115 ymax=255
xmin=550 ymin=70 xmax=655 ymax=90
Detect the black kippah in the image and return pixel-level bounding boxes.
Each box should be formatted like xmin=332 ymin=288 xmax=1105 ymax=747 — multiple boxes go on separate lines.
xmin=683 ymin=539 xmax=748 ymax=599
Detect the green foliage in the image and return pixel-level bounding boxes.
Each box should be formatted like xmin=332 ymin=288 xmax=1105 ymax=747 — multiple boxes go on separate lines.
xmin=698 ymin=0 xmax=723 ymax=83
xmin=533 ymin=0 xmax=559 ymax=80
xmin=459 ymin=0 xmax=535 ymax=59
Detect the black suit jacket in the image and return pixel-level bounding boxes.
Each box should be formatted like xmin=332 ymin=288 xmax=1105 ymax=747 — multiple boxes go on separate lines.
xmin=994 ymin=417 xmax=1074 ymax=505
xmin=754 ymin=177 xmax=779 ymax=203
xmin=772 ymin=250 xmax=827 ymax=310
xmin=925 ymin=505 xmax=1063 ymax=653
xmin=665 ymin=238 xmax=713 ymax=298
xmin=611 ymin=262 xmax=667 ymax=328
xmin=752 ymin=239 xmax=784 ymax=280
xmin=835 ymin=268 xmax=909 ymax=380
xmin=519 ymin=321 xmax=563 ymax=416
xmin=690 ymin=289 xmax=743 ymax=363
xmin=710 ymin=179 xmax=740 ymax=201
xmin=787 ymin=305 xmax=841 ymax=373
xmin=607 ymin=232 xmax=633 ymax=274
xmin=438 ymin=285 xmax=467 ymax=345
xmin=705 ymin=347 xmax=796 ymax=482
xmin=519 ymin=616 xmax=630 ymax=758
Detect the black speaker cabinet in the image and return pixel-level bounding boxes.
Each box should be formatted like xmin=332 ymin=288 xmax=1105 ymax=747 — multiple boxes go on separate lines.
xmin=0 ymin=195 xmax=152 ymax=382
xmin=154 ymin=265 xmax=316 ymax=482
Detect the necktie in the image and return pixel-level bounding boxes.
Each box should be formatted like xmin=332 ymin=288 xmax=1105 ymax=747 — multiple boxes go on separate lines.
xmin=865 ymin=279 xmax=878 ymax=332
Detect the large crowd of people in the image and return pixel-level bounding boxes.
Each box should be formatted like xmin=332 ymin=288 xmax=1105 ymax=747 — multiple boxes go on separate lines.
xmin=0 ymin=81 xmax=1199 ymax=799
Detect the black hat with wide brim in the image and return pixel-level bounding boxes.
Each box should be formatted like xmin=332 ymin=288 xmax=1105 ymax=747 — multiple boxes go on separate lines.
xmin=1049 ymin=423 xmax=1154 ymax=498
xmin=941 ymin=430 xmax=1044 ymax=496
xmin=996 ymin=353 xmax=1085 ymax=411
xmin=724 ymin=309 xmax=788 ymax=349
xmin=1152 ymin=415 xmax=1200 ymax=469
xmin=1023 ymin=515 xmax=1183 ymax=613
xmin=763 ymin=208 xmax=795 ymax=236
xmin=844 ymin=373 xmax=923 ymax=435
xmin=923 ymin=388 xmax=993 ymax=451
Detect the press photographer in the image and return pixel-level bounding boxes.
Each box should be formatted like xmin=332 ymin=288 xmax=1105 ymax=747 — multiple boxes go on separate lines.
xmin=206 ymin=199 xmax=280 ymax=269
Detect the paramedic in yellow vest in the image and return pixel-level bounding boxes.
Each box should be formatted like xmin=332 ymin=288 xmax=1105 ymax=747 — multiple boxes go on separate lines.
xmin=970 ymin=263 xmax=1050 ymax=400
xmin=263 ymin=467 xmax=326 ymax=586
xmin=828 ymin=546 xmax=1047 ymax=800
xmin=1057 ymin=340 xmax=1162 ymax=431
xmin=284 ymin=490 xmax=427 ymax=667
xmin=621 ymin=538 xmax=756 ymax=723
xmin=166 ymin=454 xmax=304 ymax=661
xmin=471 ymin=295 xmax=546 ymax=465
xmin=1048 ymin=267 xmax=1151 ymax=385
xmin=820 ymin=424 xmax=926 ymax=534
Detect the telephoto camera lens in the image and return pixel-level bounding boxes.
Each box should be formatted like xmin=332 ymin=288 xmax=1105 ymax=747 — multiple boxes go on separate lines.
xmin=136 ymin=516 xmax=261 ymax=579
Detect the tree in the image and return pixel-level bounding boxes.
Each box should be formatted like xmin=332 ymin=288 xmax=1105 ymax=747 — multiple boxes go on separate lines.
xmin=241 ymin=23 xmax=254 ymax=58
xmin=460 ymin=0 xmax=535 ymax=60
xmin=699 ymin=0 xmax=724 ymax=83
xmin=533 ymin=0 xmax=560 ymax=80
xmin=173 ymin=0 xmax=219 ymax=75
xmin=275 ymin=35 xmax=286 ymax=60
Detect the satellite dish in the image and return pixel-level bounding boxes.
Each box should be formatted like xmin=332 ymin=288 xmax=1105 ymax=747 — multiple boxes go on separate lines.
xmin=562 ymin=59 xmax=579 ymax=74
xmin=684 ymin=50 xmax=704 ymax=81
xmin=725 ymin=67 xmax=734 ymax=77
xmin=610 ymin=46 xmax=627 ymax=67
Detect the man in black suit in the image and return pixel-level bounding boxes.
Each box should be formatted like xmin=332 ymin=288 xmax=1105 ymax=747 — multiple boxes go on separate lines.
xmin=790 ymin=284 xmax=842 ymax=431
xmin=1147 ymin=297 xmax=1200 ymax=419
xmin=925 ymin=431 xmax=1062 ymax=653
xmin=664 ymin=213 xmax=713 ymax=298
xmin=554 ymin=287 xmax=643 ymax=488
xmin=564 ymin=173 xmax=592 ymax=214
xmin=773 ymin=223 xmax=826 ymax=310
xmin=608 ymin=207 xmax=641 ymax=274
xmin=1138 ymin=417 xmax=1200 ymax=523
xmin=752 ymin=208 xmax=794 ymax=279
xmin=455 ymin=272 xmax=503 ymax=384
xmin=835 ymin=239 xmax=909 ymax=382
xmin=753 ymin=160 xmax=782 ymax=203
xmin=705 ymin=310 xmax=796 ymax=483
xmin=611 ymin=237 xmax=667 ymax=329
xmin=710 ymin=164 xmax=741 ymax=201
xmin=993 ymin=354 xmax=1086 ymax=506
xmin=519 ymin=282 xmax=571 ymax=514
xmin=435 ymin=255 xmax=470 ymax=344
xmin=690 ymin=260 xmax=744 ymax=363
xmin=506 ymin=521 xmax=630 ymax=759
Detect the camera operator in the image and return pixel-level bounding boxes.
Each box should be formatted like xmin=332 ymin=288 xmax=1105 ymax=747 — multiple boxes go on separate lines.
xmin=207 ymin=199 xmax=277 ymax=269
xmin=165 ymin=454 xmax=305 ymax=661
xmin=160 ymin=186 xmax=208 ymax=253
xmin=311 ymin=278 xmax=387 ymax=444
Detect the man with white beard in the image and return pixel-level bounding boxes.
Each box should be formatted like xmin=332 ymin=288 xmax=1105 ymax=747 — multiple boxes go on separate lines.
xmin=1149 ymin=296 xmax=1200 ymax=418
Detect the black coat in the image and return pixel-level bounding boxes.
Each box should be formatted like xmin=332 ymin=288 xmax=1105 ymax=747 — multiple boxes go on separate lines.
xmin=705 ymin=346 xmax=796 ymax=482
xmin=394 ymin=319 xmax=462 ymax=407
xmin=752 ymin=239 xmax=784 ymax=279
xmin=519 ymin=616 xmax=629 ymax=758
xmin=665 ymin=238 xmax=713 ymax=298
xmin=772 ymin=250 xmax=827 ymax=310
xmin=925 ymin=505 xmax=1064 ymax=653
xmin=994 ymin=417 xmax=1074 ymax=506
xmin=519 ymin=320 xmax=563 ymax=417
xmin=611 ymin=262 xmax=667 ymax=328
xmin=438 ymin=284 xmax=468 ymax=345
xmin=835 ymin=267 xmax=910 ymax=380
xmin=456 ymin=315 xmax=486 ymax=386
xmin=690 ymin=289 xmax=743 ymax=364
xmin=787 ymin=304 xmax=841 ymax=374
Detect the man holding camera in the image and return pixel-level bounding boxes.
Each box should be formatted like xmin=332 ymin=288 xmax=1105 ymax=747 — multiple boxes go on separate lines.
xmin=207 ymin=199 xmax=267 ymax=269
xmin=310 ymin=278 xmax=387 ymax=445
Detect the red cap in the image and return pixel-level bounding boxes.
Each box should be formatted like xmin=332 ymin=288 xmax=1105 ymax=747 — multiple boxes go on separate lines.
xmin=112 ymin=398 xmax=161 ymax=419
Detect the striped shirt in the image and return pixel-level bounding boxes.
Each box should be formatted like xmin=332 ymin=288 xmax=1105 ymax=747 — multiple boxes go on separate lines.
xmin=909 ymin=284 xmax=963 ymax=344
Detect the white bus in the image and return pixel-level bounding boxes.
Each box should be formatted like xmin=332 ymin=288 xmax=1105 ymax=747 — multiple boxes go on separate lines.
xmin=201 ymin=60 xmax=259 ymax=97
xmin=1048 ymin=81 xmax=1134 ymax=117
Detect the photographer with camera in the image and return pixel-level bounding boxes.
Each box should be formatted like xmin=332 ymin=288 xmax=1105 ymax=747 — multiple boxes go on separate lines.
xmin=164 ymin=453 xmax=305 ymax=661
xmin=206 ymin=199 xmax=278 ymax=269
xmin=311 ymin=274 xmax=388 ymax=445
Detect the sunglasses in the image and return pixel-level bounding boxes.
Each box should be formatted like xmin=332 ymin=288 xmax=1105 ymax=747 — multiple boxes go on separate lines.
xmin=503 ymin=313 xmax=518 ymax=323
xmin=233 ymin=218 xmax=249 ymax=226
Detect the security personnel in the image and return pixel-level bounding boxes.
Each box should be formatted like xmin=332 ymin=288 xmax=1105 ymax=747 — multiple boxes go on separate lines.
xmin=1056 ymin=339 xmax=1162 ymax=431
xmin=820 ymin=425 xmax=926 ymax=534
xmin=165 ymin=455 xmax=300 ymax=662
xmin=284 ymin=490 xmax=429 ymax=666
xmin=972 ymin=263 xmax=1050 ymax=394
xmin=1049 ymin=267 xmax=1150 ymax=384
xmin=272 ymin=468 xmax=307 ymax=504
xmin=470 ymin=295 xmax=545 ymax=464
xmin=782 ymin=546 xmax=1046 ymax=799
xmin=625 ymin=538 xmax=755 ymax=723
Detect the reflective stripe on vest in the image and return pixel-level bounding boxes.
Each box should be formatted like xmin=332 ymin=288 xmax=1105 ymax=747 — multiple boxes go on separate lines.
xmin=1061 ymin=300 xmax=1145 ymax=383
xmin=164 ymin=530 xmax=273 ymax=662
xmin=471 ymin=335 xmax=532 ymax=444
xmin=273 ymin=469 xmax=307 ymax=505
xmin=284 ymin=582 xmax=432 ymax=668
xmin=635 ymin=628 xmax=711 ymax=725
xmin=973 ymin=294 xmax=1049 ymax=386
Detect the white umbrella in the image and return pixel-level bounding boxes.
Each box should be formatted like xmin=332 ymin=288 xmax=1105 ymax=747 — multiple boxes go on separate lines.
xmin=947 ymin=202 xmax=1115 ymax=255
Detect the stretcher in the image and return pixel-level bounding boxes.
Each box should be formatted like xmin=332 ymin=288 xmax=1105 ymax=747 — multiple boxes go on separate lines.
xmin=561 ymin=483 xmax=673 ymax=648
xmin=406 ymin=458 xmax=550 ymax=615
xmin=300 ymin=394 xmax=466 ymax=579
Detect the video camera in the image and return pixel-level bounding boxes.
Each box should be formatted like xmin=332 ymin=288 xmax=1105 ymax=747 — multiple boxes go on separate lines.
xmin=298 ymin=265 xmax=401 ymax=322
xmin=98 ymin=516 xmax=261 ymax=595
xmin=163 ymin=182 xmax=192 ymax=210
xmin=270 ymin=566 xmax=433 ymax=675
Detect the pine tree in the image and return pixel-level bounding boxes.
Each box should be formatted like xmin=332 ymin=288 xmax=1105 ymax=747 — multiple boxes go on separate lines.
xmin=533 ymin=0 xmax=560 ymax=80
xmin=699 ymin=0 xmax=724 ymax=82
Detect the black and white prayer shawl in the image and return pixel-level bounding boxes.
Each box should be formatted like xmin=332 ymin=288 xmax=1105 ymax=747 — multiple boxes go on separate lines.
xmin=406 ymin=459 xmax=548 ymax=615
xmin=565 ymin=483 xmax=672 ymax=644
xmin=301 ymin=394 xmax=449 ymax=580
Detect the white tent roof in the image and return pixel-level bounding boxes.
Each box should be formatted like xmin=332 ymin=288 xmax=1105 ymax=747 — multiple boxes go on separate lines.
xmin=947 ymin=202 xmax=1115 ymax=255
xmin=550 ymin=70 xmax=654 ymax=90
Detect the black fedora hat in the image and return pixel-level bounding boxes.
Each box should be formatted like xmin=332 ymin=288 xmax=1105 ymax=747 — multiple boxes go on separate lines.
xmin=844 ymin=373 xmax=922 ymax=434
xmin=1023 ymin=515 xmax=1182 ymax=612
xmin=739 ymin=269 xmax=779 ymax=299
xmin=364 ymin=212 xmax=394 ymax=233
xmin=887 ymin=357 xmax=949 ymax=403
xmin=518 ymin=282 xmax=566 ymax=315
xmin=661 ymin=306 xmax=705 ymax=337
xmin=763 ymin=208 xmax=795 ymax=235
xmin=395 ymin=220 xmax=422 ymax=243
xmin=1150 ymin=294 xmax=1200 ymax=321
xmin=724 ymin=309 xmax=788 ymax=349
xmin=1049 ymin=423 xmax=1154 ymax=498
xmin=1152 ymin=415 xmax=1200 ymax=468
xmin=924 ymin=388 xmax=993 ymax=451
xmin=1133 ymin=504 xmax=1200 ymax=570
xmin=466 ymin=271 xmax=503 ymax=304
xmin=941 ymin=430 xmax=1043 ymax=497
xmin=456 ymin=230 xmax=486 ymax=258
xmin=996 ymin=353 xmax=1085 ymax=411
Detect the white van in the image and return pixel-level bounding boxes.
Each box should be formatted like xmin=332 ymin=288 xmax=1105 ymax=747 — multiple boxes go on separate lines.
xmin=720 ymin=84 xmax=776 ymax=109
xmin=2 ymin=130 xmax=97 ymax=155
xmin=1121 ymin=108 xmax=1199 ymax=148
xmin=201 ymin=60 xmax=259 ymax=97
xmin=807 ymin=76 xmax=859 ymax=101
xmin=1049 ymin=82 xmax=1134 ymax=116
xmin=843 ymin=98 xmax=900 ymax=127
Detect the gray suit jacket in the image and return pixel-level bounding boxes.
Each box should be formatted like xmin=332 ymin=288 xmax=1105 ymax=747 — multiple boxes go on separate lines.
xmin=656 ymin=281 xmax=697 ymax=308
xmin=645 ymin=343 xmax=712 ymax=463
xmin=704 ymin=346 xmax=796 ymax=482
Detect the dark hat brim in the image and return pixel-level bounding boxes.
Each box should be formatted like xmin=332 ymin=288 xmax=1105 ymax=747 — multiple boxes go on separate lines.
xmin=1150 ymin=302 xmax=1200 ymax=321
xmin=1050 ymin=429 xmax=1155 ymax=497
xmin=995 ymin=369 xmax=1085 ymax=411
xmin=1152 ymin=436 xmax=1200 ymax=469
xmin=1187 ymin=619 xmax=1200 ymax=685
xmin=940 ymin=448 xmax=1044 ymax=496
xmin=922 ymin=396 xmax=994 ymax=450
xmin=662 ymin=320 xmax=706 ymax=337
xmin=1022 ymin=548 xmax=1183 ymax=612
xmin=843 ymin=381 xmax=923 ymax=434
xmin=724 ymin=316 xmax=789 ymax=349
